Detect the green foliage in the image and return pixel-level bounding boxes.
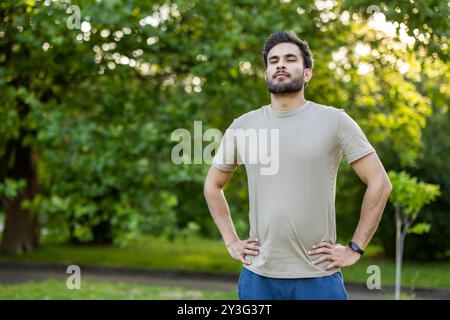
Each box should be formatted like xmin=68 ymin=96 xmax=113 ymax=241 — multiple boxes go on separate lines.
xmin=405 ymin=100 xmax=450 ymax=260
xmin=389 ymin=170 xmax=440 ymax=224
xmin=407 ymin=223 xmax=431 ymax=235
xmin=0 ymin=0 xmax=448 ymax=259
xmin=0 ymin=178 xmax=27 ymax=199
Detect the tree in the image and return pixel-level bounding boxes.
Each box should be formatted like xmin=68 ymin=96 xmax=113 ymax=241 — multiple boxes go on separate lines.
xmin=0 ymin=0 xmax=447 ymax=254
xmin=388 ymin=171 xmax=440 ymax=300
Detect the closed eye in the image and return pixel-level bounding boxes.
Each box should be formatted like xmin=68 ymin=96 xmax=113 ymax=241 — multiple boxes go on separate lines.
xmin=269 ymin=58 xmax=297 ymax=63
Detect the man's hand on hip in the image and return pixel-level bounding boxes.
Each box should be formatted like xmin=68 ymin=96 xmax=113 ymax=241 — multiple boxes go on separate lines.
xmin=308 ymin=241 xmax=361 ymax=271
xmin=226 ymin=237 xmax=260 ymax=265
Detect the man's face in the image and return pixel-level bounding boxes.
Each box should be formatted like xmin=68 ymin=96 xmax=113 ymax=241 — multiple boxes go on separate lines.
xmin=264 ymin=42 xmax=311 ymax=94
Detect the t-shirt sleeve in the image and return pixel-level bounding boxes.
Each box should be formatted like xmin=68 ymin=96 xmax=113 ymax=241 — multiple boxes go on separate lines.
xmin=212 ymin=119 xmax=242 ymax=172
xmin=337 ymin=109 xmax=376 ymax=164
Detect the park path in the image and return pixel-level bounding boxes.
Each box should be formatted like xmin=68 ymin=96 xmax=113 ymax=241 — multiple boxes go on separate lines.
xmin=0 ymin=262 xmax=448 ymax=300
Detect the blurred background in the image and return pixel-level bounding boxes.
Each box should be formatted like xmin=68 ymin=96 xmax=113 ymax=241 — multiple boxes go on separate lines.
xmin=0 ymin=0 xmax=448 ymax=299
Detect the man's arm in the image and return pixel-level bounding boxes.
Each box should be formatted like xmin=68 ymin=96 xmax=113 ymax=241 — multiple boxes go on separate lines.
xmin=204 ymin=166 xmax=259 ymax=265
xmin=348 ymin=152 xmax=393 ymax=250
xmin=308 ymin=152 xmax=392 ymax=270
xmin=203 ymin=166 xmax=239 ymax=246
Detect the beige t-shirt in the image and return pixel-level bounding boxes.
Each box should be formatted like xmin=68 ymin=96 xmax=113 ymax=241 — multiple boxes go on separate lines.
xmin=212 ymin=100 xmax=376 ymax=278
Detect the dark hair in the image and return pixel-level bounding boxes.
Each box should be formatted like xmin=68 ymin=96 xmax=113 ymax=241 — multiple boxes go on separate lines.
xmin=262 ymin=31 xmax=314 ymax=70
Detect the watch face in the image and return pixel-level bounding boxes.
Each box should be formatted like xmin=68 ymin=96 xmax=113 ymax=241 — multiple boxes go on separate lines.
xmin=349 ymin=242 xmax=363 ymax=255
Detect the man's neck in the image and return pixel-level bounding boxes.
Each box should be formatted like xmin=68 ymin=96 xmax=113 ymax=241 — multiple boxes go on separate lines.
xmin=270 ymin=91 xmax=307 ymax=111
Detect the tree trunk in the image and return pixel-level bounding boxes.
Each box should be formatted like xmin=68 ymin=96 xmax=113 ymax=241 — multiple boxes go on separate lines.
xmin=395 ymin=203 xmax=404 ymax=300
xmin=0 ymin=133 xmax=40 ymax=254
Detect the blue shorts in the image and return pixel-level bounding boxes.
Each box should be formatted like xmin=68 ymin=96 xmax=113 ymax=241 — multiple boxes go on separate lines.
xmin=237 ymin=267 xmax=348 ymax=300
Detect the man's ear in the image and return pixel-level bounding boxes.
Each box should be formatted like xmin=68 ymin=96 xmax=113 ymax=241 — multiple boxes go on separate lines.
xmin=264 ymin=70 xmax=267 ymax=81
xmin=304 ymin=68 xmax=313 ymax=83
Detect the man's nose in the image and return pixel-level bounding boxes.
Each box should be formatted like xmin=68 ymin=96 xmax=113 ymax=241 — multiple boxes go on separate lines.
xmin=276 ymin=63 xmax=286 ymax=70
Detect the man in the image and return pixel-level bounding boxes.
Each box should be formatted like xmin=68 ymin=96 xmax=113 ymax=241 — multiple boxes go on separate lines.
xmin=203 ymin=31 xmax=392 ymax=300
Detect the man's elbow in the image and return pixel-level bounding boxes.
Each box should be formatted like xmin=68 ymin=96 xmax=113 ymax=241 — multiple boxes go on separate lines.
xmin=203 ymin=180 xmax=212 ymax=198
xmin=203 ymin=178 xmax=220 ymax=198
xmin=369 ymin=175 xmax=393 ymax=195
xmin=379 ymin=176 xmax=393 ymax=195
xmin=385 ymin=180 xmax=393 ymax=194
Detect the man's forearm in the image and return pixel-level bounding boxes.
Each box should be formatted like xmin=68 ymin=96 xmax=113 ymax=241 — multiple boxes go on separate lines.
xmin=351 ymin=181 xmax=392 ymax=250
xmin=204 ymin=186 xmax=239 ymax=246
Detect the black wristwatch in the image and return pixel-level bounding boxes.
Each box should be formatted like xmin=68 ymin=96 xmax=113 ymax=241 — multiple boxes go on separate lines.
xmin=348 ymin=241 xmax=364 ymax=256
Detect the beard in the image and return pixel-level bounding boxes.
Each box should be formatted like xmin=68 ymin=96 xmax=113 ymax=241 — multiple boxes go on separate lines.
xmin=265 ymin=72 xmax=305 ymax=94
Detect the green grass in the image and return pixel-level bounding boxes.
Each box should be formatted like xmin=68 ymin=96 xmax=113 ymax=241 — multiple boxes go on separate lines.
xmin=0 ymin=236 xmax=449 ymax=290
xmin=0 ymin=236 xmax=235 ymax=272
xmin=341 ymin=257 xmax=450 ymax=291
xmin=0 ymin=279 xmax=237 ymax=300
